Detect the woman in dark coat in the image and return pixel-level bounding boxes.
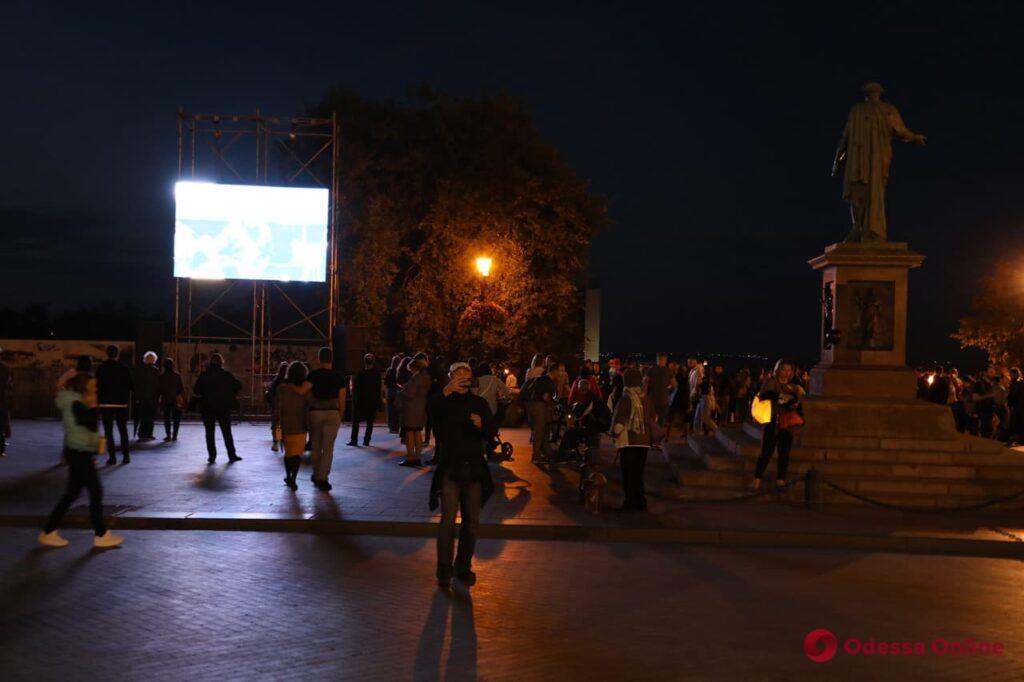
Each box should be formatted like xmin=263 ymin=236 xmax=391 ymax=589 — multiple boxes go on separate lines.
xmin=156 ymin=358 xmax=186 ymax=441
xmin=398 ymin=354 xmax=431 ymax=467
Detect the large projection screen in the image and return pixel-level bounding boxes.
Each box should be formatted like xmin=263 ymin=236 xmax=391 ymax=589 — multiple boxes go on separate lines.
xmin=174 ymin=182 xmax=329 ymax=282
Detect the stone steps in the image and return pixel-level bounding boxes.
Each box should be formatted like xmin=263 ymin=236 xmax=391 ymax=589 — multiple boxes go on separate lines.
xmin=665 ymin=435 xmax=1024 ymax=509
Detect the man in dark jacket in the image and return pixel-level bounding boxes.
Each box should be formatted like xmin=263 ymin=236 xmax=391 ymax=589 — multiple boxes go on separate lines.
xmin=134 ymin=351 xmax=161 ymax=440
xmin=96 ymin=345 xmax=133 ymax=465
xmin=348 ymin=353 xmax=382 ymax=447
xmin=428 ymin=362 xmax=496 ymax=589
xmin=192 ymin=353 xmax=242 ymax=464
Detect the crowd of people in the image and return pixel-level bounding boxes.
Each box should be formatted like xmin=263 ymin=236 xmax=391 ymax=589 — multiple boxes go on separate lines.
xmin=917 ymin=364 xmax=1024 ymax=445
xmin=18 ymin=340 xmax=1024 ymax=587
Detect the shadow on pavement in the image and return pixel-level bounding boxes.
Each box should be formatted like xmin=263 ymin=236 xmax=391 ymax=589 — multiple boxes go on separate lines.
xmin=414 ymin=588 xmax=477 ymax=681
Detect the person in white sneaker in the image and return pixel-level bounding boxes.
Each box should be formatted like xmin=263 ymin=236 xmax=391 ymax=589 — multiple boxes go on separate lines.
xmin=39 ymin=372 xmax=124 ymax=549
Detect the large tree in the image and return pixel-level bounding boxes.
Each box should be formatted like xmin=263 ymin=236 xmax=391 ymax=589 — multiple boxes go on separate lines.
xmin=952 ymin=259 xmax=1024 ymax=365
xmin=306 ymin=87 xmax=606 ymax=362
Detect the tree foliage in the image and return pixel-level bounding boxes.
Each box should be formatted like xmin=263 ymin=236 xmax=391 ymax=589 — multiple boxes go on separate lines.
xmin=306 ymin=87 xmax=606 ymax=362
xmin=952 ymin=259 xmax=1024 ymax=365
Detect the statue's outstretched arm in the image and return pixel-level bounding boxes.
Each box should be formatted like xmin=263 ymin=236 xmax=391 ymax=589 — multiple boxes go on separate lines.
xmin=889 ymin=107 xmax=927 ymax=145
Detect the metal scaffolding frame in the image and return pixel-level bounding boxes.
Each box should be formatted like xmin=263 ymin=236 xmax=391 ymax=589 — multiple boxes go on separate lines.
xmin=173 ymin=108 xmax=340 ymax=409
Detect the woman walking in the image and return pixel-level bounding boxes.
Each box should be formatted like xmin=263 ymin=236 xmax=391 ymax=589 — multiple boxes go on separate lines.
xmin=384 ymin=354 xmax=402 ymax=434
xmin=751 ymin=359 xmax=805 ymax=491
xmin=276 ymin=361 xmax=311 ymax=490
xmin=157 ymin=357 xmax=185 ymax=441
xmin=39 ymin=372 xmax=124 ymax=548
xmin=265 ymin=362 xmax=289 ymax=452
xmin=611 ymin=368 xmax=654 ymax=512
xmin=398 ymin=353 xmax=431 ymax=467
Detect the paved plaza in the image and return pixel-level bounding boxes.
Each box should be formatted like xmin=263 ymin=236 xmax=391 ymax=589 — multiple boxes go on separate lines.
xmin=2 ymin=421 xmax=1024 ymax=679
xmin=2 ymin=420 xmax=1024 ymax=551
xmin=1 ymin=529 xmax=1023 ymax=681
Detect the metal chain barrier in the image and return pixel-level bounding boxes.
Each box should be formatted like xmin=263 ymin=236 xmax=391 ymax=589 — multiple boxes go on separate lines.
xmin=821 ymin=477 xmax=1024 ymax=514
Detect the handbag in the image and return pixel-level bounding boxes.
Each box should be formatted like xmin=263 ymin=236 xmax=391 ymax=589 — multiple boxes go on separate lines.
xmin=778 ymin=409 xmax=805 ymax=430
xmin=750 ymin=396 xmax=772 ymax=425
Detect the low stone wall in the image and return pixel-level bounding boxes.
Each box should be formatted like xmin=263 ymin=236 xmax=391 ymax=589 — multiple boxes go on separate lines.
xmin=0 ymin=339 xmax=135 ymax=417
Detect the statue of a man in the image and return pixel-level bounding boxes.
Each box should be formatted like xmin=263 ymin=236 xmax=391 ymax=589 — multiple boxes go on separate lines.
xmin=832 ymin=83 xmax=926 ymax=243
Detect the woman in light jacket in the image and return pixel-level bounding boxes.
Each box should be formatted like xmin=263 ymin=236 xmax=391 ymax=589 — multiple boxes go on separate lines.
xmin=610 ymin=368 xmax=654 ymax=512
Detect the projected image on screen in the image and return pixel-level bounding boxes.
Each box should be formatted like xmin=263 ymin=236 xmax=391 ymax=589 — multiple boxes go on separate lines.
xmin=174 ymin=182 xmax=329 ymax=282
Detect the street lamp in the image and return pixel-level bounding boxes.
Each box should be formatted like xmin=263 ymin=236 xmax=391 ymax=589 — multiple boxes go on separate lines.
xmin=474 ymin=256 xmax=493 ymax=353
xmin=475 ymin=257 xmax=492 ymax=279
xmin=475 ymin=256 xmax=492 ymax=301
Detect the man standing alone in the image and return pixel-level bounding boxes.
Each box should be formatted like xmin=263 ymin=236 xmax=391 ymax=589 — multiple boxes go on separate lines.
xmin=134 ymin=351 xmax=160 ymax=440
xmin=192 ymin=353 xmax=242 ymax=464
xmin=348 ymin=353 xmax=382 ymax=448
xmin=428 ymin=362 xmax=496 ymax=588
xmin=96 ymin=345 xmax=133 ymax=465
xmin=307 ymin=347 xmax=346 ymax=490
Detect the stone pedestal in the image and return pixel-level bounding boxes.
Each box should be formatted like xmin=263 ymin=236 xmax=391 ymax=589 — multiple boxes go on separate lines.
xmin=802 ymin=242 xmax=958 ymax=441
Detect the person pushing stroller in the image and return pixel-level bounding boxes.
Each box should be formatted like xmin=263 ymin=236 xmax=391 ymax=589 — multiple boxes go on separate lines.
xmin=556 ymin=379 xmax=611 ymax=461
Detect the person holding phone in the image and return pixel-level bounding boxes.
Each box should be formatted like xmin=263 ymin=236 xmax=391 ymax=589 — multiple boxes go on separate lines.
xmin=428 ymin=362 xmax=496 ymax=588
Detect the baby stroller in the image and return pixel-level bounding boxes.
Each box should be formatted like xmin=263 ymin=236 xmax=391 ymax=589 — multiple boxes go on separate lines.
xmin=555 ymin=399 xmax=610 ymax=463
xmin=549 ymin=397 xmax=570 ymax=446
xmin=486 ymin=430 xmax=515 ymax=462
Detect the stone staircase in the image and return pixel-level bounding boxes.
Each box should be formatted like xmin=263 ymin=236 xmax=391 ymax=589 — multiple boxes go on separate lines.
xmin=663 ymin=423 xmax=1024 ymax=509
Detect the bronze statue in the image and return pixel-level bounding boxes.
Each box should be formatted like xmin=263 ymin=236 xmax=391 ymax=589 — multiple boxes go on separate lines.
xmin=832 ymin=83 xmax=926 ymax=243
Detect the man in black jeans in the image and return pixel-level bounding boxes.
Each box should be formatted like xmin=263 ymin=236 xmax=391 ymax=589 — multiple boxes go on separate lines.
xmin=192 ymin=353 xmax=242 ymax=464
xmin=428 ymin=362 xmax=495 ymax=589
xmin=349 ymin=353 xmax=382 ymax=447
xmin=96 ymin=345 xmax=133 ymax=465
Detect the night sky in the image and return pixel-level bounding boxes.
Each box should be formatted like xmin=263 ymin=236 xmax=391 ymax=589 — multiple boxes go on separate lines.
xmin=3 ymin=1 xmax=1023 ymax=365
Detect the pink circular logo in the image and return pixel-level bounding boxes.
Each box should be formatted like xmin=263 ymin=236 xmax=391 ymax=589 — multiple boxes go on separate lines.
xmin=804 ymin=629 xmax=838 ymax=663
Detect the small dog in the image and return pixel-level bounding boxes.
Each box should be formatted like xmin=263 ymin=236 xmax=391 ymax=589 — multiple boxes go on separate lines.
xmin=581 ymin=472 xmax=608 ymax=515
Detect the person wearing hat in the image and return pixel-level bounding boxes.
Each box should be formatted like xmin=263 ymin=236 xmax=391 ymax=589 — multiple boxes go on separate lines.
xmin=427 ymin=361 xmax=496 ymax=588
xmin=610 ymin=367 xmax=654 ymax=512
xmin=832 ymin=82 xmax=926 ymax=243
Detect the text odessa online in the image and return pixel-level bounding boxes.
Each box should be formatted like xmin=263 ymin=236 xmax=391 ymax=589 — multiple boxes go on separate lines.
xmin=844 ymin=637 xmax=1005 ymax=656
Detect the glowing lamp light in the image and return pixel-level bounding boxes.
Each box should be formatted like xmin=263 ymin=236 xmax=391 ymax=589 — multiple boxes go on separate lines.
xmin=475 ymin=256 xmax=493 ymax=278
xmin=927 ymin=374 xmax=935 ymax=386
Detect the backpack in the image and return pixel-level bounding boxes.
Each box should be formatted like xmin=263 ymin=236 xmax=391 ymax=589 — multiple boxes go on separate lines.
xmin=520 ymin=376 xmax=547 ymax=403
